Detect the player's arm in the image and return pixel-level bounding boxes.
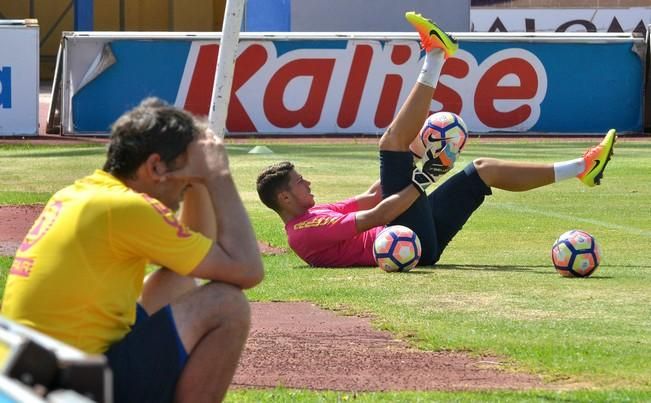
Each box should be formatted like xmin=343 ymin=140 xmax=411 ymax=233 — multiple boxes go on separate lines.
xmin=190 ymin=174 xmax=263 ymax=289
xmin=167 ymin=130 xmax=264 ymax=289
xmin=353 ymin=180 xmax=383 ymax=210
xmin=180 ymin=183 xmax=216 ymax=240
xmin=353 ymin=183 xmax=420 ymax=232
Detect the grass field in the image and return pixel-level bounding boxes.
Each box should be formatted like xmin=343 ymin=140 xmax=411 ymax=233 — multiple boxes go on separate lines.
xmin=0 ymin=138 xmax=650 ymax=401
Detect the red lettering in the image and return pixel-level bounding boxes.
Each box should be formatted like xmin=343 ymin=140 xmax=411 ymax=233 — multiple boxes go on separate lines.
xmin=264 ymin=59 xmax=335 ymax=128
xmin=29 ymin=215 xmax=46 ymax=237
xmin=19 ymin=201 xmax=62 ymax=252
xmin=184 ymin=44 xmax=266 ymax=132
xmin=374 ymin=45 xmax=411 ymax=128
xmin=432 ymin=57 xmax=469 ymax=115
xmin=375 ymin=75 xmax=402 ymax=128
xmin=337 ymin=45 xmax=372 ymax=128
xmin=185 ymin=44 xmax=219 ymax=116
xmin=391 ymin=44 xmax=411 ymax=65
xmin=142 ymin=195 xmax=192 ymax=238
xmin=475 ymin=58 xmax=538 ymax=129
xmin=9 ymin=257 xmax=34 ymax=277
xmin=226 ymin=45 xmax=267 ymax=132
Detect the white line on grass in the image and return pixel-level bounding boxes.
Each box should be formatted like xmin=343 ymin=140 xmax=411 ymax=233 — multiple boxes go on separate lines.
xmin=491 ymin=202 xmax=651 ymax=238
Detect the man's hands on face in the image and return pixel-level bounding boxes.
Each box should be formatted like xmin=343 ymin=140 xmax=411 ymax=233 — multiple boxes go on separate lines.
xmin=165 ymin=129 xmax=231 ymax=184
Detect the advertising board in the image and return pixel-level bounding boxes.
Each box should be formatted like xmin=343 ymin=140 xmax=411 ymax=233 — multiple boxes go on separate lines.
xmin=0 ymin=21 xmax=39 ymax=136
xmin=471 ymin=8 xmax=650 ymax=35
xmin=55 ymin=32 xmax=645 ymax=136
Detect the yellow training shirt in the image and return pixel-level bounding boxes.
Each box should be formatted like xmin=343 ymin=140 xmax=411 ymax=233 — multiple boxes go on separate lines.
xmin=1 ymin=170 xmax=213 ymax=354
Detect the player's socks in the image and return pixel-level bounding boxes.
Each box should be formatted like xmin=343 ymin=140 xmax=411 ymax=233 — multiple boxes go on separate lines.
xmin=410 ymin=49 xmax=445 ymax=157
xmin=553 ymin=158 xmax=585 ymax=182
xmin=417 ymin=49 xmax=445 ymax=88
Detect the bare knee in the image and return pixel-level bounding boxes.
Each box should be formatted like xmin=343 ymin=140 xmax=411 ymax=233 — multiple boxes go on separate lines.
xmin=379 ymin=127 xmax=410 ymax=152
xmin=473 ymin=157 xmax=500 ymax=186
xmin=172 ymin=282 xmax=251 ymax=350
xmin=201 ymin=282 xmax=250 ymax=328
xmin=472 ymin=157 xmax=498 ymax=170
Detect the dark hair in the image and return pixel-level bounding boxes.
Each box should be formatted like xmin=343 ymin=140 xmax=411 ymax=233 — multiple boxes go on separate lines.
xmin=256 ymin=161 xmax=295 ymax=212
xmin=103 ymin=97 xmax=200 ymax=179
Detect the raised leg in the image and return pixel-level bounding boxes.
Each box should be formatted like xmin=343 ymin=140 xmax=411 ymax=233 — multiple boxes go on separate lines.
xmin=474 ymin=129 xmax=618 ymax=191
xmin=379 ymin=13 xmax=458 ymax=152
xmin=474 ymin=158 xmax=554 ymax=191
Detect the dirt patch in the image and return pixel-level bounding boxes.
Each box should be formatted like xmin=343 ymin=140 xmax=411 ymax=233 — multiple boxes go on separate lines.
xmin=0 ymin=205 xmax=42 ymax=256
xmin=257 ymin=241 xmax=286 ymax=255
xmin=234 ymin=302 xmax=543 ymax=391
xmin=1 ymin=205 xmax=544 ymax=391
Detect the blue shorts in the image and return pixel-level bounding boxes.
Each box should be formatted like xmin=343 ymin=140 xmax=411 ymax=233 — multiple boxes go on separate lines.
xmin=380 ymin=150 xmax=491 ymax=265
xmin=104 ymin=304 xmax=187 ymax=403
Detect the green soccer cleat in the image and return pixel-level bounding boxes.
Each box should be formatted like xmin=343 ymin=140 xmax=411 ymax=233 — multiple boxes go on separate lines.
xmin=578 ymin=129 xmax=617 ymax=187
xmin=405 ymin=11 xmax=459 ymax=58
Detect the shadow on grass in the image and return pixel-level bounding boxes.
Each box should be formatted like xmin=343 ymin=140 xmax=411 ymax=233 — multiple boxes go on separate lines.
xmin=296 ymin=264 xmax=586 ymax=274
xmin=429 ymin=264 xmax=549 ymax=272
xmin=294 ymin=265 xmax=376 ymax=270
xmin=409 ymin=264 xmax=615 ymax=279
xmin=291 ymin=263 xmax=632 ymax=278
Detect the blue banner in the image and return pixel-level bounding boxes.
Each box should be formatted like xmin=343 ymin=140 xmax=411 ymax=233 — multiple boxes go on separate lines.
xmin=68 ymin=34 xmax=645 ymax=134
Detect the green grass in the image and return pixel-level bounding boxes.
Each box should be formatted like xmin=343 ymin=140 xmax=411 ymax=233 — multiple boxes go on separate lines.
xmin=0 ymin=257 xmax=10 ymax=298
xmin=227 ymin=388 xmax=650 ymax=402
xmin=0 ymin=144 xmax=106 ymax=201
xmin=1 ymin=139 xmax=650 ymax=400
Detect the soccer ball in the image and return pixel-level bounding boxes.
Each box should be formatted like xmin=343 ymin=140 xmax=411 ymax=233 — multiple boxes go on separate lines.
xmin=409 ymin=111 xmax=469 ymax=167
xmin=551 ymin=230 xmax=602 ymax=278
xmin=373 ymin=225 xmax=421 ymax=272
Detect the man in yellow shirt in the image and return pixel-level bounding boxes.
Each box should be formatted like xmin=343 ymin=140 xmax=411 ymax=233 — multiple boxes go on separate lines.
xmin=2 ymin=98 xmax=264 ymax=402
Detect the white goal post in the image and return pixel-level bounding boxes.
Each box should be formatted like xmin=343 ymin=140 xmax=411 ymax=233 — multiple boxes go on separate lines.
xmin=208 ymin=0 xmax=246 ymax=138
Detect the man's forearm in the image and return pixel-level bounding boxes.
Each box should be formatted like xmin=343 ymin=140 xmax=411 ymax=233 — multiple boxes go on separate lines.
xmin=180 ymin=184 xmax=216 ymax=240
xmin=355 ymin=183 xmax=420 ymax=232
xmin=373 ymin=184 xmax=420 ymax=225
xmin=206 ymin=172 xmax=262 ymax=271
xmin=355 ymin=180 xmax=383 ymax=210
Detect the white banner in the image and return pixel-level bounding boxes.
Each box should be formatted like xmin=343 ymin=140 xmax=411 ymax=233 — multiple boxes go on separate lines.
xmin=471 ymin=8 xmax=651 ymax=34
xmin=0 ymin=22 xmax=39 ymax=136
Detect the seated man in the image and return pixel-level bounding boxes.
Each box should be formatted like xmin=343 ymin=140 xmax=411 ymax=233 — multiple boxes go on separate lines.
xmin=2 ymin=99 xmax=264 ymax=402
xmin=255 ymin=12 xmax=616 ymax=268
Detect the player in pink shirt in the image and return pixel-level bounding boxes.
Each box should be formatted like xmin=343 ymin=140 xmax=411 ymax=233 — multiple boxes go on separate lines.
xmin=284 ymin=197 xmax=381 ymax=267
xmin=256 ymin=12 xmax=616 ymax=268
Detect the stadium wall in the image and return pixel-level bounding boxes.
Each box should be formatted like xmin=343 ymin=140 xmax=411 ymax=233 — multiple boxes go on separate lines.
xmin=470 ymin=7 xmax=651 ymax=35
xmin=0 ymin=0 xmax=227 ymax=80
xmin=48 ymin=31 xmax=646 ymax=136
xmin=244 ymin=0 xmax=470 ymax=33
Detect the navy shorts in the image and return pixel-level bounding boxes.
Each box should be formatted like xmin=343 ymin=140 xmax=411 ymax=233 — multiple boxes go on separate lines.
xmin=104 ymin=304 xmax=187 ymax=403
xmin=380 ymin=150 xmax=491 ymax=265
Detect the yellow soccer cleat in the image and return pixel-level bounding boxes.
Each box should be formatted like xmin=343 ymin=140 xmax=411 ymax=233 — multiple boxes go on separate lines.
xmin=405 ymin=11 xmax=459 ymax=58
xmin=578 ymin=129 xmax=617 ymax=187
